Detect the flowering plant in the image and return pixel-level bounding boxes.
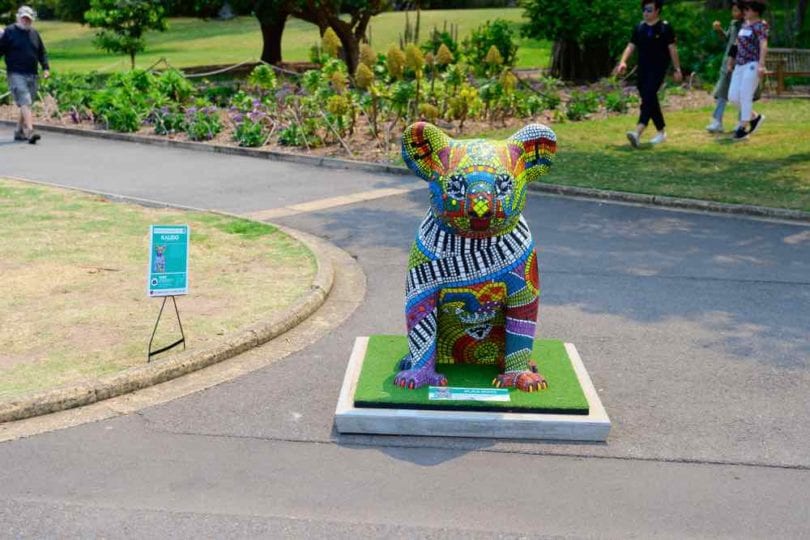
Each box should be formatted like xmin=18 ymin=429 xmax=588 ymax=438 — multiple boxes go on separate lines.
xmin=185 ymin=105 xmax=222 ymax=141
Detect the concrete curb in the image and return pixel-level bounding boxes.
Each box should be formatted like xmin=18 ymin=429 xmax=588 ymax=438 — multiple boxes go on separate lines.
xmin=3 ymin=119 xmax=808 ymax=223
xmin=0 ymin=187 xmax=335 ymax=423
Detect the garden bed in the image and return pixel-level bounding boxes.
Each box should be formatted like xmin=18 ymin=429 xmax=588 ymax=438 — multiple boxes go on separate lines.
xmin=0 ymin=80 xmax=713 ymax=165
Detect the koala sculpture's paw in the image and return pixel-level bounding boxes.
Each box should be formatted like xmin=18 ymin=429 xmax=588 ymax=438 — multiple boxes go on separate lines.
xmin=493 ymin=371 xmax=548 ymax=392
xmin=394 ymin=368 xmax=448 ymax=390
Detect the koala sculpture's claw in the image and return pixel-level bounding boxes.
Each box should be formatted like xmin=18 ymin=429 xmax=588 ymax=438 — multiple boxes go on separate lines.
xmin=494 ymin=371 xmax=548 ymax=393
xmin=394 ymin=368 xmax=448 ymax=390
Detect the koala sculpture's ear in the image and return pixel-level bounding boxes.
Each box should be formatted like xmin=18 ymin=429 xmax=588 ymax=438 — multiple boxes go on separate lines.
xmin=507 ymin=124 xmax=557 ymax=183
xmin=401 ymin=122 xmax=453 ymax=182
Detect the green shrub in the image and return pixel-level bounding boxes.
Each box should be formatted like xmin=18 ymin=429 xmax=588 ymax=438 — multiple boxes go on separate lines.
xmin=199 ymin=81 xmax=237 ymax=107
xmin=247 ymin=64 xmax=277 ymax=92
xmin=279 ymin=124 xmax=306 ymax=146
xmin=150 ymin=106 xmax=185 ymax=135
xmin=603 ymin=90 xmax=629 ymax=113
xmin=184 ymin=106 xmax=222 ymax=141
xmin=421 ymin=27 xmax=459 ymax=57
xmin=99 ymin=101 xmax=142 ymax=132
xmin=0 ymin=77 xmax=9 ymax=105
xmin=462 ymin=19 xmax=518 ymax=75
xmin=157 ymin=68 xmax=194 ymax=102
xmin=40 ymin=72 xmax=97 ymax=119
xmin=565 ymin=90 xmax=599 ymax=121
xmin=91 ymin=84 xmax=149 ymax=132
xmin=664 ymin=2 xmax=725 ymax=83
xmin=518 ymin=93 xmax=546 ymax=117
xmin=233 ymin=118 xmax=267 ymax=147
xmin=107 ymin=69 xmax=157 ymax=93
xmin=278 ymin=119 xmax=322 ymax=147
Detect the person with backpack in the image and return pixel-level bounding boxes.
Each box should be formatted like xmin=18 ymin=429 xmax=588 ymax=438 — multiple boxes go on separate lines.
xmin=615 ymin=0 xmax=683 ymax=148
xmin=728 ymin=0 xmax=768 ymax=141
xmin=0 ymin=5 xmax=50 ymax=144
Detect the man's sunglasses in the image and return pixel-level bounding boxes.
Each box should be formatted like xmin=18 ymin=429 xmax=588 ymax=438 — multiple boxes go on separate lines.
xmin=642 ymin=6 xmax=655 ymax=12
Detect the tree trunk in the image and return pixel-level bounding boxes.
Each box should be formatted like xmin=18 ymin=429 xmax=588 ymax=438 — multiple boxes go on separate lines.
xmin=551 ymin=39 xmax=614 ymax=82
xmin=259 ymin=14 xmax=287 ymax=64
xmin=798 ymin=0 xmax=809 ymax=38
xmin=331 ymin=21 xmax=361 ymax=75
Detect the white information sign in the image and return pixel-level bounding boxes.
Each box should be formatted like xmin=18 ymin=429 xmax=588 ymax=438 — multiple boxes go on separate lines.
xmin=428 ymin=387 xmax=511 ymax=402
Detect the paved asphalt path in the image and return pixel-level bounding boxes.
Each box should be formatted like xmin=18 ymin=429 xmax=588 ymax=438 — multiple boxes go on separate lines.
xmin=2 ymin=129 xmax=809 ymax=538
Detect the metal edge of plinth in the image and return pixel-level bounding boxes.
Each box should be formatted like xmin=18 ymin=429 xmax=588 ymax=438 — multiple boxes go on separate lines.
xmin=334 ymin=336 xmax=611 ymax=442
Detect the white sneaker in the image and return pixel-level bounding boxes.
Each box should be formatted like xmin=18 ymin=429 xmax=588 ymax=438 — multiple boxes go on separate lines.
xmin=650 ymin=131 xmax=667 ymax=145
xmin=706 ymin=119 xmax=723 ymax=133
xmin=626 ymin=131 xmax=640 ymax=148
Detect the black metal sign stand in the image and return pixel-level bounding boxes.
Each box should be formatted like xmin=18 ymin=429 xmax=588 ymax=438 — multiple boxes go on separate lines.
xmin=147 ymin=295 xmax=186 ymax=362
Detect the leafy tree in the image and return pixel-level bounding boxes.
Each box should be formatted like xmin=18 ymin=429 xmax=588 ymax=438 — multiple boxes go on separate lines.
xmin=0 ymin=1 xmax=16 ymax=24
xmin=462 ymin=19 xmax=518 ymax=74
xmin=54 ymin=0 xmax=92 ymax=22
xmin=521 ymin=0 xmax=635 ymax=81
xmin=252 ymin=0 xmax=387 ymax=74
xmin=84 ymin=0 xmax=168 ymax=69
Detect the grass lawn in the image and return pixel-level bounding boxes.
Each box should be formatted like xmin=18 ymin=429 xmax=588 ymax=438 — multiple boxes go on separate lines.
xmin=481 ymin=98 xmax=810 ymax=213
xmin=0 ymin=178 xmax=316 ymax=398
xmin=36 ymin=9 xmax=550 ymax=73
xmin=355 ymin=335 xmax=589 ymax=414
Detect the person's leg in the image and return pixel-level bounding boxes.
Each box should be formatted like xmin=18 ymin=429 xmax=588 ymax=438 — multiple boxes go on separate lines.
xmin=627 ymin=77 xmax=652 ymax=147
xmin=8 ymin=74 xmax=25 ymax=139
xmin=649 ymin=73 xmax=666 ymax=133
xmin=20 ymin=105 xmax=34 ymax=135
xmin=738 ymin=62 xmax=758 ymax=128
xmin=728 ymin=65 xmax=744 ymax=126
xmin=707 ymin=98 xmax=727 ymax=132
xmin=24 ymin=75 xmax=39 ymax=141
xmin=637 ymin=83 xmax=652 ymax=132
xmin=15 ymin=108 xmax=25 ymax=137
xmin=9 ymin=73 xmax=36 ymax=139
xmin=713 ymin=98 xmax=727 ymax=122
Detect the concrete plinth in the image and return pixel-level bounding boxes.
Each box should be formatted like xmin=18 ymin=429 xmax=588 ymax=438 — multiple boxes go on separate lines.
xmin=334 ymin=336 xmax=611 ymax=441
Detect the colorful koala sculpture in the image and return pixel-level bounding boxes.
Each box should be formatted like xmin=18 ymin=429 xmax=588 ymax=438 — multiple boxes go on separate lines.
xmin=396 ymin=122 xmax=557 ymax=392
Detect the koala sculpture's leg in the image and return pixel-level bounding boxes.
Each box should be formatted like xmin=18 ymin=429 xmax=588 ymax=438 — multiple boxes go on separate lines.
xmin=395 ymin=291 xmax=448 ymax=390
xmin=493 ymin=252 xmax=548 ymax=392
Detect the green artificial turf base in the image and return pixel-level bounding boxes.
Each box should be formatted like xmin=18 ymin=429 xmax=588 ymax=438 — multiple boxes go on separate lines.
xmin=354 ymin=335 xmax=590 ymax=414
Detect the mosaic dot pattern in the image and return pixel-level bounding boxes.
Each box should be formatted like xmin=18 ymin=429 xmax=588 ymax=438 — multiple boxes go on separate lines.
xmin=395 ymin=122 xmax=557 ymax=392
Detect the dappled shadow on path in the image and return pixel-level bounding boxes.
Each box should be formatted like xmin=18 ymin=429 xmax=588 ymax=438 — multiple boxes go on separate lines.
xmin=280 ymin=188 xmax=810 ymax=371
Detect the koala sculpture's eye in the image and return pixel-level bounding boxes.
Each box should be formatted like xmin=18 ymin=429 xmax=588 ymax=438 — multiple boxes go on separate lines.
xmin=494 ymin=174 xmax=513 ymax=199
xmin=446 ymin=175 xmax=467 ymax=200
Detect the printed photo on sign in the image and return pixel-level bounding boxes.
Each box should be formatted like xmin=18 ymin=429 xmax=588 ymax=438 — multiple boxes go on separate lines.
xmin=147 ymin=225 xmax=190 ymax=297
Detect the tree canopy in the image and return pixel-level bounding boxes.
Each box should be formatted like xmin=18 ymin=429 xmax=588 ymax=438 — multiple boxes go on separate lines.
xmin=85 ymin=0 xmax=168 ymax=69
xmin=521 ymin=0 xmax=635 ymax=80
xmin=252 ymin=0 xmax=388 ymax=73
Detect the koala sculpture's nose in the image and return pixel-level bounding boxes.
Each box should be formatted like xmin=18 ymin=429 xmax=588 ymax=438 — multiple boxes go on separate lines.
xmin=467 ymin=192 xmax=493 ymax=219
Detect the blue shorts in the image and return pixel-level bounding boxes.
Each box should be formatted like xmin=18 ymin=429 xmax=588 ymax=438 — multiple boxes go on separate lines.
xmin=8 ymin=72 xmax=38 ymax=107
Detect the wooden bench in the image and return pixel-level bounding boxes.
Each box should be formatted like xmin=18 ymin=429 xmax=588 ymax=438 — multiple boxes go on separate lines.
xmin=765 ymin=48 xmax=810 ymax=95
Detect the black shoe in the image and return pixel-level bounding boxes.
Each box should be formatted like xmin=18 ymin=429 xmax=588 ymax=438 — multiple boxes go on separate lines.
xmin=13 ymin=131 xmax=27 ymax=141
xmin=732 ymin=127 xmax=749 ymax=141
xmin=749 ymin=114 xmax=764 ymax=135
xmin=28 ymin=133 xmax=41 ymax=145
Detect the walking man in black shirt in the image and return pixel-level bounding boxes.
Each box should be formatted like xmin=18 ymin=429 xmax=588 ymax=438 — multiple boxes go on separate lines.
xmin=0 ymin=5 xmax=50 ymax=144
xmin=615 ymin=0 xmax=682 ymax=148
